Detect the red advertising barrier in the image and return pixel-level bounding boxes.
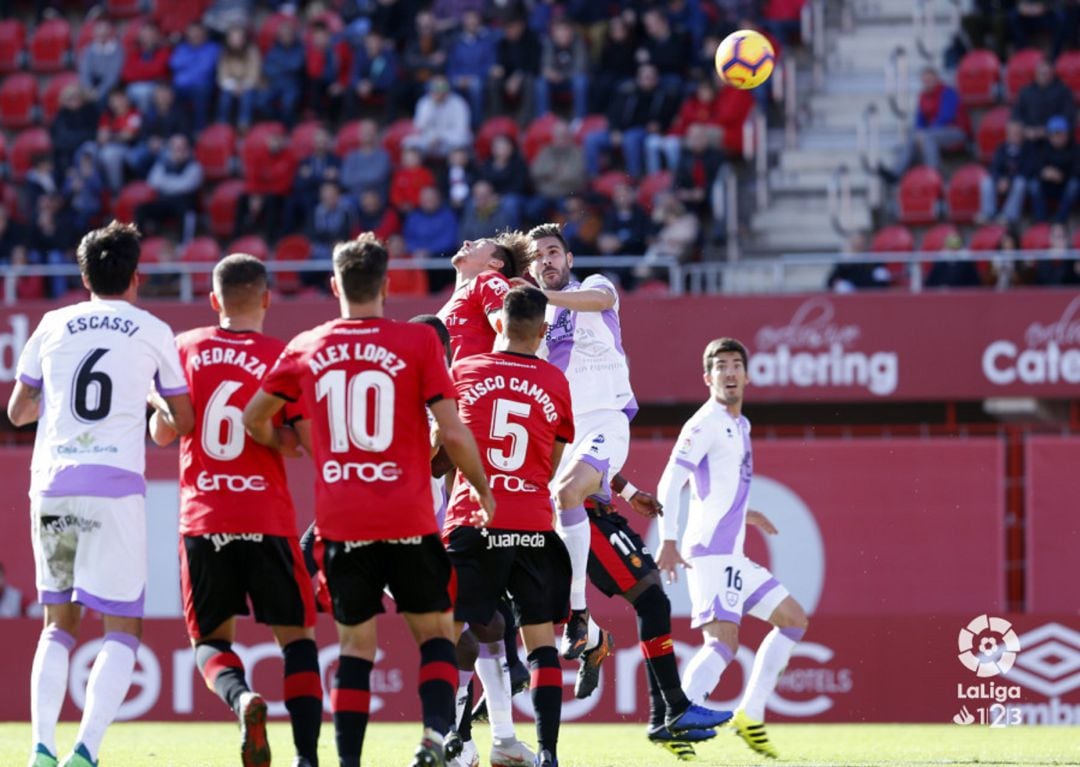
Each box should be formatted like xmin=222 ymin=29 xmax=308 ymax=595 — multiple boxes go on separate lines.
xmin=1 ymin=290 xmax=1080 ymax=404
xmin=1 ymin=613 xmax=1079 ymax=724
xmin=1025 ymin=437 xmax=1080 ymax=612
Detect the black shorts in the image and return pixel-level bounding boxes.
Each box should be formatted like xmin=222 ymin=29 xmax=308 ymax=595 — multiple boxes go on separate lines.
xmin=447 ymin=526 xmax=570 ymax=627
xmin=319 ymin=534 xmax=452 ymax=626
xmin=586 ymin=509 xmax=658 ymax=598
xmin=180 ymin=533 xmax=316 ymax=641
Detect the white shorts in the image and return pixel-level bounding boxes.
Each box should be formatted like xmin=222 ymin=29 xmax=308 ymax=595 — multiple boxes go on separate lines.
xmin=685 ymin=553 xmax=788 ymax=630
xmin=556 ymin=409 xmax=631 ymax=491
xmin=31 ymin=494 xmax=147 ymax=617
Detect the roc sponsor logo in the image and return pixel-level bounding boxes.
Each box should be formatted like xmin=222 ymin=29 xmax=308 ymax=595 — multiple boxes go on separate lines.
xmin=322 ymin=460 xmax=402 ymax=484
xmin=196 ymin=471 xmax=268 ymax=493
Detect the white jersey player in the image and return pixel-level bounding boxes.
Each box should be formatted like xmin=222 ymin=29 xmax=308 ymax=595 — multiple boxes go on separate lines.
xmin=9 ymin=222 xmax=194 ymax=767
xmin=526 ymin=224 xmax=635 ymax=665
xmin=656 ymin=337 xmax=808 ymax=759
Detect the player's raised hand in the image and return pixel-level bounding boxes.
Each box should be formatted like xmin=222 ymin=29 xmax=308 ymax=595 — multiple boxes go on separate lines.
xmin=469 ymin=485 xmax=496 ymax=528
xmin=627 ymin=489 xmax=663 ymax=518
xmin=509 ymin=275 xmax=539 ymax=289
xmin=746 ymin=509 xmax=778 ymax=535
xmin=656 ymin=540 xmax=691 ymax=585
xmin=275 ymin=425 xmax=306 ymax=458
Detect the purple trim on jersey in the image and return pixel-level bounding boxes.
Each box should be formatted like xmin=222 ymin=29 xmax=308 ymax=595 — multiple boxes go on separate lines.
xmin=74 ymin=587 xmax=145 ymax=618
xmin=103 ymin=631 xmax=140 ymax=651
xmin=39 ymin=465 xmax=146 ymax=498
xmin=691 ymin=595 xmax=742 ymax=629
xmin=40 ymin=588 xmax=73 ymax=605
xmin=676 ymin=455 xmax=711 ymax=501
xmin=545 ymin=308 xmax=575 ymax=373
xmin=558 ymin=505 xmax=587 ymax=527
xmin=42 ymin=625 xmax=77 ymax=651
xmin=600 ymin=308 xmax=625 ymax=356
xmin=154 ymin=371 xmax=189 ymax=397
xmin=705 ymin=636 xmax=735 ymax=664
xmin=579 ymin=454 xmax=612 ymax=502
xmin=742 ymin=577 xmax=780 ymax=614
xmin=688 ymin=422 xmax=752 ymax=558
xmin=18 ymin=373 xmax=42 ymax=388
xmin=477 ymin=642 xmax=505 ymax=659
xmin=780 ymin=626 xmax=806 ymax=642
xmin=622 ymin=395 xmax=639 ymax=422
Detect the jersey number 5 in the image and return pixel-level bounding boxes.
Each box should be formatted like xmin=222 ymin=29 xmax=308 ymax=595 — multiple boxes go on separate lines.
xmin=71 ymin=348 xmax=112 ymax=423
xmin=317 ymin=369 xmax=395 ymax=453
xmin=488 ymin=398 xmax=531 ymax=471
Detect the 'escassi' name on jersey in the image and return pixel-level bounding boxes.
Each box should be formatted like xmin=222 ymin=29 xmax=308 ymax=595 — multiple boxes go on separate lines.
xmin=307 ymin=342 xmax=407 ymax=376
xmin=458 ymin=375 xmax=559 ymax=423
xmin=189 ymin=345 xmax=267 ymax=378
xmin=65 ymin=315 xmax=140 ymax=337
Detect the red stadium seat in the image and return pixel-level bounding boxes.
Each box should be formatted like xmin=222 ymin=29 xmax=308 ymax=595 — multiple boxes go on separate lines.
xmin=76 ymin=21 xmax=96 ymax=53
xmin=195 ymin=123 xmax=237 ymax=181
xmin=334 ymin=119 xmax=365 ymax=157
xmin=140 ymin=236 xmax=171 ymax=264
xmin=870 ymin=225 xmax=915 ymax=253
xmin=114 ymin=181 xmax=156 ymax=223
xmin=1055 ymin=51 xmax=1080 ymax=102
xmin=228 ymin=235 xmax=270 ymax=261
xmin=181 ymin=237 xmax=222 ymax=293
xmin=207 ymin=180 xmax=247 ymax=239
xmin=920 ymin=223 xmax=959 ymax=252
xmin=574 ymin=114 xmax=608 ymax=144
xmin=897 ymin=166 xmax=943 ymax=225
xmin=120 ymin=17 xmax=146 ymax=52
xmin=272 ymin=234 xmax=312 ymax=294
xmin=1005 ymin=48 xmax=1043 ymax=102
xmin=29 ymin=18 xmax=72 ymax=73
xmin=42 ymin=72 xmax=79 ymax=123
xmin=970 ymin=223 xmax=1007 ymax=251
xmin=946 ymin=164 xmax=989 ymax=224
xmin=240 ymin=121 xmax=287 ymax=171
xmin=976 ymin=106 xmax=1010 ymax=164
xmin=388 ymin=267 xmax=430 ymax=296
xmin=0 ymin=132 xmax=7 ymax=164
xmin=475 ymin=116 xmax=520 ymax=162
xmin=291 ymin=120 xmax=325 ymax=159
xmin=154 ymin=0 xmax=210 ymax=36
xmin=1021 ymin=223 xmax=1052 ymax=250
xmin=381 ymin=118 xmax=416 ymax=164
xmin=106 ymin=0 xmax=143 ymax=19
xmin=591 ymin=171 xmax=632 ymax=200
xmin=637 ymin=170 xmax=673 ymax=211
xmin=0 ymin=20 xmax=26 ymax=74
xmin=523 ymin=113 xmax=559 ymax=163
xmin=10 ymin=128 xmax=51 ymax=181
xmin=0 ymin=74 xmax=38 ymax=130
xmin=956 ymin=49 xmax=1001 ymax=107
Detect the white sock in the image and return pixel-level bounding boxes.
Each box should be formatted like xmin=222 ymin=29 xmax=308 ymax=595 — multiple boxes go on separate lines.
xmin=739 ymin=626 xmax=803 ymax=720
xmin=75 ymin=632 xmax=138 ymax=760
xmin=584 ymin=616 xmax=601 ymax=651
xmin=682 ymin=637 xmax=734 ymax=704
xmin=474 ymin=642 xmax=515 ymax=740
xmin=556 ymin=509 xmax=590 ymax=611
xmin=31 ymin=626 xmax=76 ymax=756
xmin=455 ymin=669 xmax=473 ymax=731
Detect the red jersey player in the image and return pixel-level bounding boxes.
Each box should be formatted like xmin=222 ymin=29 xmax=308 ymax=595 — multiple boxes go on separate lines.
xmin=243 ymin=234 xmax=494 ymax=767
xmin=437 ymin=233 xmax=534 ymax=365
xmin=445 ymin=287 xmax=574 ymax=767
xmin=150 ymin=255 xmax=319 ymax=767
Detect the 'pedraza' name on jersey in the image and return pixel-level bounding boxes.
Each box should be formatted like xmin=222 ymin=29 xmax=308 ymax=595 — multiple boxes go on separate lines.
xmin=307 ymin=342 xmax=407 ymax=376
xmin=190 ymin=344 xmax=268 ymax=379
xmin=65 ymin=314 xmax=140 ymax=337
xmin=459 ymin=373 xmax=559 ymax=423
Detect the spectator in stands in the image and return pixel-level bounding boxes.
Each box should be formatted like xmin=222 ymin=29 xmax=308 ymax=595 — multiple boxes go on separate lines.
xmin=584 ymin=64 xmax=680 ymax=179
xmin=762 ymin=0 xmax=808 ymax=46
xmin=391 ymin=146 xmax=437 ymax=211
xmin=590 ymin=15 xmax=638 ymax=113
xmin=1013 ymin=58 xmax=1075 ymax=145
xmin=306 ymin=21 xmax=342 ymax=118
xmin=259 ymin=20 xmax=306 ymax=128
xmin=20 ymin=154 xmax=58 ymax=224
xmin=441 ymin=147 xmax=479 ymax=210
xmin=1036 ymin=222 xmax=1080 ymax=284
xmin=1029 ymin=116 xmax=1080 ymax=223
xmin=562 ymin=194 xmax=601 ymax=253
xmin=0 ymin=205 xmax=27 ymax=266
xmin=880 ymin=67 xmax=966 ymax=180
xmin=346 ymin=30 xmax=401 ymax=118
xmin=28 ymin=196 xmax=77 ymax=298
xmin=403 ymin=185 xmax=459 ymax=267
xmin=287 ymin=126 xmax=341 ymax=233
xmin=479 ymin=134 xmax=528 ymax=224
xmin=536 ymin=17 xmax=589 ymax=119
xmin=122 ymin=21 xmax=170 ymax=113
xmin=926 ymin=232 xmax=982 ymax=288
xmin=528 ymin=118 xmax=586 ymax=221
xmin=636 ymin=192 xmax=700 ymax=282
xmin=371 ymin=0 xmax=417 ymax=49
xmin=597 ymin=182 xmax=651 ymax=257
xmin=217 ymin=26 xmax=261 ymax=131
xmin=646 ymin=78 xmax=754 ymax=173
xmin=447 ymin=10 xmax=497 ymax=127
xmin=341 ymin=119 xmax=392 ymax=199
xmin=93 ymin=89 xmax=141 ymax=193
xmin=673 ymin=124 xmax=724 ymax=215
xmin=63 ymin=145 xmax=105 ymax=232
xmin=402 ymin=10 xmax=449 ymax=111
xmin=79 ymin=20 xmax=124 ymax=106
xmin=404 ymin=75 xmax=472 ymax=159
xmin=51 ymin=85 xmax=99 ymax=177
xmin=171 ymin=23 xmax=220 ymax=131
xmin=826 ymin=232 xmax=892 ymax=292
xmin=137 ymin=134 xmax=204 ymax=238
xmin=432 ymin=0 xmax=486 ymax=32
xmin=307 ymin=181 xmax=358 ymax=280
xmin=1008 ymin=0 xmax=1059 ymax=50
xmin=980 ymin=120 xmax=1036 ymax=224
xmin=490 ymin=15 xmax=542 ymax=120
xmin=128 ymin=83 xmax=191 ymax=177
xmin=357 ymin=189 xmax=402 ymax=241
xmin=459 ymin=180 xmax=517 ymax=242
xmin=239 ymin=132 xmax=297 ymax=241
xmin=0 ymin=562 xmax=37 ymax=618
xmin=640 ymin=8 xmax=689 ymax=94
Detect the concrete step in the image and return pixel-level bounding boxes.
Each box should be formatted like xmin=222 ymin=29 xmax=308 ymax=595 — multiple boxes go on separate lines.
xmin=779 ymin=146 xmax=865 ymax=172
xmin=751 ymin=203 xmax=872 ymax=233
xmin=750 ymin=225 xmax=850 ymax=254
xmin=851 ymin=0 xmax=957 ymax=23
xmin=768 ymin=168 xmax=877 ymax=195
xmin=720 ymin=262 xmax=834 ymax=293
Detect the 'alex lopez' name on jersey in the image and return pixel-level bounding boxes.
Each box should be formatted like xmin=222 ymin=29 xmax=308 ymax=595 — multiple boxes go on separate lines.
xmin=190 ymin=345 xmax=268 ymax=378
xmin=307 ymin=342 xmax=407 ymax=376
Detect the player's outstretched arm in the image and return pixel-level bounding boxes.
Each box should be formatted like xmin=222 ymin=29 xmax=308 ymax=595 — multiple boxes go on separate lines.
xmin=539 ymin=287 xmax=616 ymax=313
xmin=6 ymin=381 xmax=42 ymax=427
xmin=148 ymin=390 xmax=194 ymax=441
xmin=655 ymin=459 xmax=693 ymax=583
xmin=430 ymin=398 xmax=495 ymax=527
xmin=242 ymin=390 xmax=288 ymax=450
xmin=611 ymin=472 xmax=663 ymax=518
xmin=746 ymin=509 xmax=778 ymax=535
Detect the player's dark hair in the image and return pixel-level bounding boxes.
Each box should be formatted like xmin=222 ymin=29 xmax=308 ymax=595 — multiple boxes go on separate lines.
xmin=502 ymin=286 xmax=548 ymax=341
xmin=333 ymin=233 xmax=387 ymax=303
xmin=76 ymin=220 xmax=141 ymax=297
xmin=703 ymin=337 xmax=749 ymax=372
xmin=526 ymin=223 xmax=568 ymax=252
xmin=410 ymin=314 xmax=452 ymax=365
xmin=213 ymin=253 xmax=267 ymax=308
xmin=489 ymin=230 xmax=534 ymax=279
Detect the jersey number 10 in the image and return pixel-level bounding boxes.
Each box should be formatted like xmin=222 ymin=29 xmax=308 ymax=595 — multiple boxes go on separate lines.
xmin=317 ymin=369 xmax=395 ymax=453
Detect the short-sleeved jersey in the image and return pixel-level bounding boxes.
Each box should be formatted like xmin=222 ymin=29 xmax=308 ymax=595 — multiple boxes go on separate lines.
xmin=437 ymin=271 xmax=511 ymax=365
xmin=175 ymin=326 xmax=300 ymax=537
xmin=538 ymin=274 xmax=637 ymax=420
xmin=445 ymin=352 xmax=574 ymax=532
xmin=658 ymin=399 xmax=753 ymax=559
xmin=261 ymin=317 xmax=456 ymax=541
xmin=15 ymin=299 xmax=187 ymax=499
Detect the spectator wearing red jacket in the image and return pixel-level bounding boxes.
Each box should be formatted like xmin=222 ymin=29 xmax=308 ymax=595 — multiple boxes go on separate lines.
xmin=356 ymin=189 xmax=402 ymax=242
xmin=122 ymin=21 xmax=170 ymax=112
xmin=239 ymin=133 xmax=298 ymax=241
xmin=390 ymin=146 xmax=437 ymax=212
xmin=881 ymin=67 xmax=969 ymax=180
xmin=96 ymin=88 xmax=142 ymax=191
xmin=645 ymin=78 xmax=754 ymax=174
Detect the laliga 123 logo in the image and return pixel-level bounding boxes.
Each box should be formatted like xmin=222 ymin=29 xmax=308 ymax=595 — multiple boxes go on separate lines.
xmin=958 ymin=614 xmax=1021 ymax=677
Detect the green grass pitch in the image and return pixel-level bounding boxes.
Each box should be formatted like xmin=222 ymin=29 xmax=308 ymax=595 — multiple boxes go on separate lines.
xmin=1 ymin=722 xmax=1077 ymax=766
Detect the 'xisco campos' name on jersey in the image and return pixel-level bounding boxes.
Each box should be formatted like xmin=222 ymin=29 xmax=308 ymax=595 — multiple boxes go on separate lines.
xmin=189 ymin=345 xmax=268 ymax=378
xmin=307 ymin=342 xmax=407 ymax=376
xmin=458 ymin=373 xmax=559 ymax=423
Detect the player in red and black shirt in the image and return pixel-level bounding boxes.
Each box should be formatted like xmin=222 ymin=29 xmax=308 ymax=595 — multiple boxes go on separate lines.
xmin=445 ymin=287 xmax=574 ymax=767
xmin=150 ymin=255 xmax=319 ymax=767
xmin=243 ymin=234 xmax=494 ymax=767
xmin=437 ymin=232 xmax=534 ymax=366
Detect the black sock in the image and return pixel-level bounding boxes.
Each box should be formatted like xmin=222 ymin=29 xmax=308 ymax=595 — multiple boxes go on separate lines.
xmin=195 ymin=640 xmax=250 ymax=714
xmin=418 ymin=638 xmax=457 ymax=735
xmin=332 ymin=655 xmax=372 ymax=767
xmin=498 ymin=599 xmax=522 ymax=668
xmin=457 ymin=679 xmax=474 ymax=741
xmin=634 ymin=586 xmax=689 ymax=717
xmin=645 ymin=662 xmax=667 ymax=729
xmin=528 ymin=645 xmax=562 ymax=760
xmin=283 ymin=638 xmax=323 ymax=765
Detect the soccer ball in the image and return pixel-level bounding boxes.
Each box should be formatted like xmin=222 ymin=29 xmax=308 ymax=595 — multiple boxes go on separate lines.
xmin=714 ymin=29 xmax=775 ymax=90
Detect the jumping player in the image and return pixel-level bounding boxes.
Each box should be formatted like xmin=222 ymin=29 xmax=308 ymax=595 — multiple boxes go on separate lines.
xmin=9 ymin=221 xmax=194 ymax=767
xmin=657 ymin=338 xmax=810 ymax=759
xmin=150 ymin=255 xmax=321 ymax=767
xmin=243 ymin=234 xmax=495 ymax=767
